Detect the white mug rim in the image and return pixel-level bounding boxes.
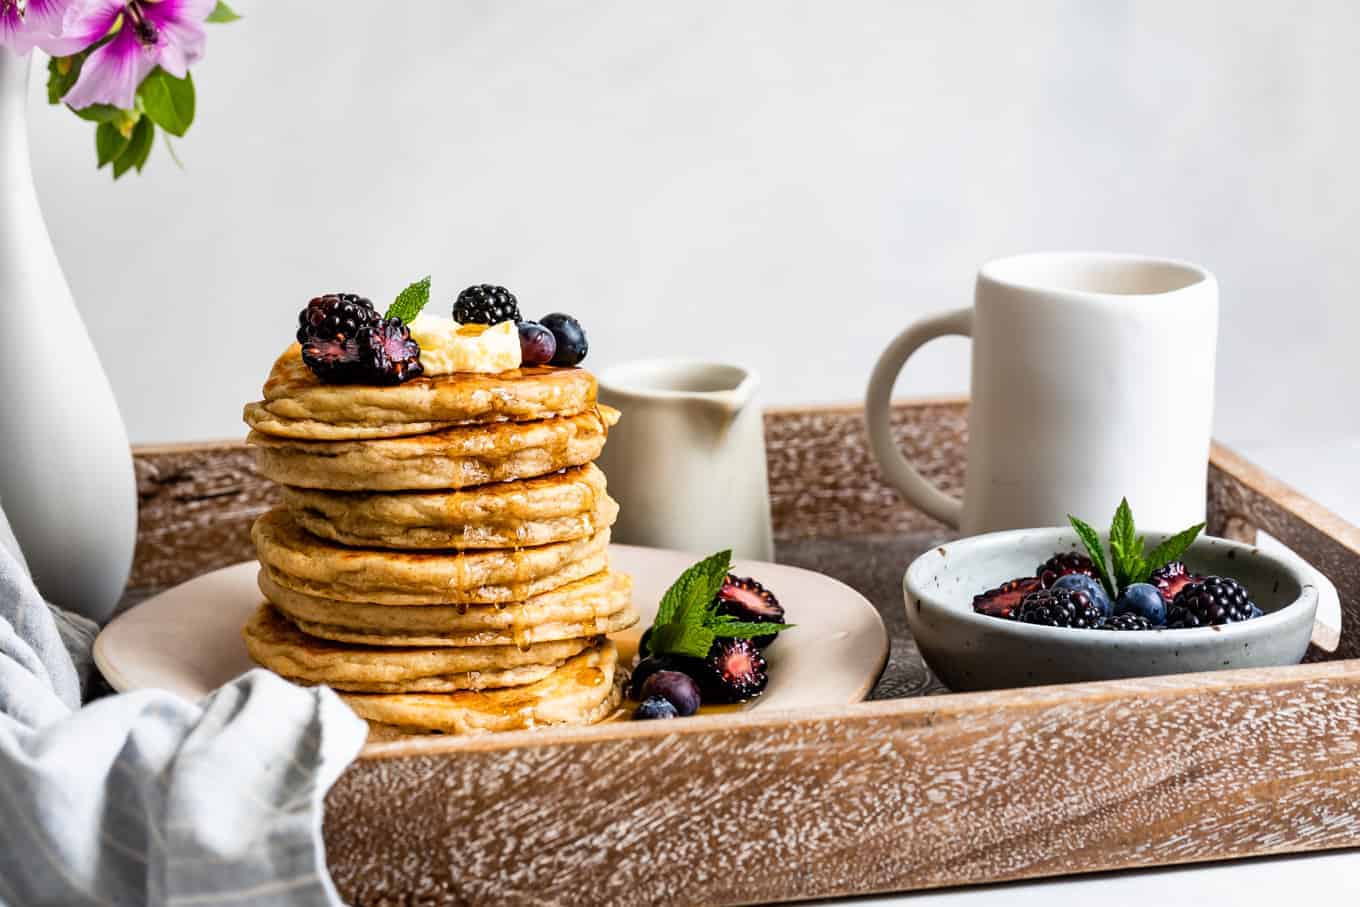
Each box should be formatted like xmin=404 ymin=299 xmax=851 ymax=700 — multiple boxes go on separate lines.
xmin=978 ymin=251 xmax=1213 ymax=301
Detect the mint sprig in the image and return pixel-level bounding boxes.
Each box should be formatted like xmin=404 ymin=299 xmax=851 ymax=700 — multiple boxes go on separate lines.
xmin=385 ymin=275 xmax=432 ymax=323
xmin=644 ymin=550 xmax=795 ymax=658
xmin=1069 ymin=499 xmax=1205 ymax=598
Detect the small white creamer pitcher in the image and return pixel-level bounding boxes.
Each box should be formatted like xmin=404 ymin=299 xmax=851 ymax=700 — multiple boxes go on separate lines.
xmin=596 ymin=359 xmax=773 ymax=560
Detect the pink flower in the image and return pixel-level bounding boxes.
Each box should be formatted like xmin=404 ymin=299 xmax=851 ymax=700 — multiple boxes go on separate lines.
xmin=0 ymin=0 xmax=81 ymax=54
xmin=61 ymin=0 xmax=214 ymax=110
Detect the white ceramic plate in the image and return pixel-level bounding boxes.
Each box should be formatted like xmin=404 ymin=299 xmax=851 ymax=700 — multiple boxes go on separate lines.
xmin=96 ymin=544 xmax=889 ymax=710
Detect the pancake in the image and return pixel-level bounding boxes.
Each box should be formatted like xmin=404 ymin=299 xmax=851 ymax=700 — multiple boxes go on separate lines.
xmin=252 ymin=508 xmax=611 ymax=605
xmin=249 ymin=407 xmax=618 ymax=491
xmin=242 ymin=604 xmax=595 ymax=692
xmin=243 ymin=345 xmax=597 ymax=440
xmin=345 ymin=640 xmax=623 ymax=736
xmin=280 ymin=464 xmax=619 ymax=549
xmin=260 ymin=568 xmax=637 ymax=647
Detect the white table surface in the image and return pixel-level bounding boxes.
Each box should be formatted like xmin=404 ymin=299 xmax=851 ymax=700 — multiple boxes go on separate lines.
xmin=830 ymin=440 xmax=1360 ymax=906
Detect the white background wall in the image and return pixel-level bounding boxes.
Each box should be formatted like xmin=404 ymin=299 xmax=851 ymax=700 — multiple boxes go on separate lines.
xmin=26 ymin=1 xmax=1360 ymax=446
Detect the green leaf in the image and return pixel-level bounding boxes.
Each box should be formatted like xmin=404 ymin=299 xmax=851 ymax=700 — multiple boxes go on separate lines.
xmin=112 ymin=117 xmax=154 ymax=179
xmin=206 ymin=1 xmax=241 ymax=22
xmin=648 ymin=623 xmax=715 ymax=659
xmin=654 ymin=549 xmax=731 ymax=627
xmin=384 ymin=275 xmax=433 ymax=323
xmin=1068 ymin=515 xmax=1116 ymax=599
xmin=96 ymin=122 xmax=129 ymax=168
xmin=138 ymin=69 xmax=195 ymax=137
xmin=72 ymin=103 xmax=125 ymax=124
xmin=46 ymin=55 xmax=83 ymax=106
xmin=709 ymin=620 xmax=795 ymax=638
xmin=1107 ymin=498 xmax=1145 ymax=591
xmin=1138 ymin=522 xmax=1206 ymax=584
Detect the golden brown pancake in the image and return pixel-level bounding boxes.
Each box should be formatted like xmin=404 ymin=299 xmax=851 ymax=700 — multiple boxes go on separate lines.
xmin=242 ymin=604 xmax=595 ymax=692
xmin=279 ymin=464 xmax=618 ymax=549
xmin=243 ymin=345 xmax=598 ymax=440
xmin=260 ymin=568 xmax=637 ymax=648
xmin=345 ymin=640 xmax=623 ymax=736
xmin=250 ymin=406 xmax=617 ymax=492
xmin=252 ymin=508 xmax=611 ymax=605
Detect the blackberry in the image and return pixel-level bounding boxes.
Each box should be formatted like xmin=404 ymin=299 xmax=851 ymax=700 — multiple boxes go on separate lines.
xmin=716 ymin=574 xmax=784 ymax=647
xmin=1036 ymin=553 xmax=1097 ymax=588
xmin=1148 ymin=561 xmax=1203 ymax=603
xmin=300 ymin=334 xmax=366 ymax=384
xmin=354 ymin=317 xmax=424 ymax=385
xmin=1167 ymin=576 xmax=1255 ymax=628
xmin=972 ymin=577 xmax=1042 ymax=620
xmin=296 ymin=293 xmax=378 ymax=344
xmin=1015 ymin=588 xmax=1103 ymax=628
xmin=454 ymin=284 xmax=521 ymax=325
xmin=696 ymin=638 xmax=768 ymax=703
xmin=1102 ymin=612 xmax=1154 ymax=631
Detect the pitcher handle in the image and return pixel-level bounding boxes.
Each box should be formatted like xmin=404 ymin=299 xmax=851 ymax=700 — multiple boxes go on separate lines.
xmin=865 ymin=307 xmax=973 ymax=528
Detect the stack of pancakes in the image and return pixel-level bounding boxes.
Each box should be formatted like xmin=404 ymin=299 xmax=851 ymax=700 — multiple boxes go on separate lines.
xmin=241 ymin=345 xmax=635 ymax=737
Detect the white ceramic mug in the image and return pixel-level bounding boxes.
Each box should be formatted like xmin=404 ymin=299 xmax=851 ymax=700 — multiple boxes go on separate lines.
xmin=866 ymin=252 xmax=1218 ymax=534
xmin=596 ymin=359 xmax=774 ymax=561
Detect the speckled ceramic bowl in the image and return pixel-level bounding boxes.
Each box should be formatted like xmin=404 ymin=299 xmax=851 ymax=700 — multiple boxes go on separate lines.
xmin=904 ymin=528 xmax=1338 ymax=691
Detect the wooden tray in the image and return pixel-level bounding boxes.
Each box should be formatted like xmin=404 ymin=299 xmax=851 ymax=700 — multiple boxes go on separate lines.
xmin=125 ymin=398 xmax=1360 ymax=906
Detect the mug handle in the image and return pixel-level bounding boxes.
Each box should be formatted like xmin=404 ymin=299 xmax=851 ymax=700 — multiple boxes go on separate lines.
xmin=865 ymin=307 xmax=973 ymax=528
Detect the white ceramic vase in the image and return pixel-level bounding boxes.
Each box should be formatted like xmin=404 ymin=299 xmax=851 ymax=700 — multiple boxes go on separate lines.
xmin=0 ymin=51 xmax=136 ymax=622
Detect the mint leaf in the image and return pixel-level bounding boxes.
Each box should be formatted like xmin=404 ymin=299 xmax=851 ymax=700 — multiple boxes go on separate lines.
xmin=95 ymin=122 xmax=129 ymax=168
xmin=112 ymin=117 xmax=153 ymax=179
xmin=1139 ymin=522 xmax=1206 ymax=583
xmin=384 ymin=275 xmax=432 ymax=324
xmin=1068 ymin=515 xmax=1116 ymax=599
xmin=710 ymin=620 xmax=795 ymax=638
xmin=206 ymin=1 xmax=241 ymax=22
xmin=654 ymin=549 xmax=731 ymax=627
xmin=648 ymin=623 xmax=715 ymax=659
xmin=138 ymin=69 xmax=195 ymax=137
xmin=1107 ymin=498 xmax=1145 ymax=591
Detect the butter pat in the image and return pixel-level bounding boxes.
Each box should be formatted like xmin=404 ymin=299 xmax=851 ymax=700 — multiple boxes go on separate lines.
xmin=409 ymin=314 xmax=522 ymax=375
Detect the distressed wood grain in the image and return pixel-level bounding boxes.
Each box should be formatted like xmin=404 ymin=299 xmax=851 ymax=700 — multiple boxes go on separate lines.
xmin=324 ymin=660 xmax=1360 ymax=906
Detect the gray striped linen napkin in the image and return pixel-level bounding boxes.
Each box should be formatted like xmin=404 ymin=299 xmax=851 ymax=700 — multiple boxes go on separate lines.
xmin=0 ymin=524 xmax=368 ymax=906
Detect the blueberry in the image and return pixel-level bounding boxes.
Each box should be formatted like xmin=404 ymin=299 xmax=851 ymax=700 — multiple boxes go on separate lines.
xmin=517 ymin=321 xmax=557 ymax=366
xmin=628 ymin=653 xmax=681 ymax=699
xmin=1116 ymin=582 xmax=1167 ymax=625
xmin=1053 ymin=574 xmax=1112 ymax=617
xmin=633 ymin=695 xmax=678 ymax=721
xmin=1250 ymin=604 xmax=1264 ymax=619
xmin=640 ymin=670 xmax=701 ymax=716
xmin=540 ymin=312 xmax=588 ymax=366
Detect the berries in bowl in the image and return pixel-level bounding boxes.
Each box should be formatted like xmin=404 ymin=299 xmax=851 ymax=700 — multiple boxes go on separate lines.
xmin=904 ymin=500 xmax=1336 ymax=691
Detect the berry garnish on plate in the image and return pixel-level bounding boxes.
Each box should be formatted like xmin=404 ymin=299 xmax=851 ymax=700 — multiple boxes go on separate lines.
xmin=517 ymin=321 xmax=557 ymax=366
xmin=716 ymin=574 xmax=784 ymax=647
xmin=696 ymin=637 xmax=768 ymax=703
xmin=1036 ymin=553 xmax=1097 ymax=588
xmin=1167 ymin=576 xmax=1256 ymax=627
xmin=540 ymin=312 xmax=588 ymax=366
xmin=634 ymin=550 xmax=793 ymax=715
xmin=454 ymin=284 xmax=522 ymax=325
xmin=1015 ymin=588 xmax=1104 ymax=628
xmin=972 ymin=576 xmax=1041 ymax=620
xmin=1102 ymin=612 xmax=1154 ymax=631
